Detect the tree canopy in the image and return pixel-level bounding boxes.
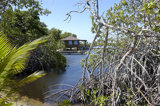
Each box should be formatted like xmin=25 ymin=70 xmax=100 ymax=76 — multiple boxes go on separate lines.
xmin=0 ymin=0 xmax=50 ymax=17
xmin=61 ymin=32 xmax=77 ymax=39
xmin=0 ymin=9 xmax=48 ymax=45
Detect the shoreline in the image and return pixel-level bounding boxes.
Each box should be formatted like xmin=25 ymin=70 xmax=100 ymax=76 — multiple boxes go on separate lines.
xmin=12 ymin=95 xmax=85 ymax=106
xmin=12 ymin=96 xmax=56 ymax=106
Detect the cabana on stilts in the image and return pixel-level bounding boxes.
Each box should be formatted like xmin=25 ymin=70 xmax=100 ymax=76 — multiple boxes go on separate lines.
xmin=61 ymin=36 xmax=87 ymax=51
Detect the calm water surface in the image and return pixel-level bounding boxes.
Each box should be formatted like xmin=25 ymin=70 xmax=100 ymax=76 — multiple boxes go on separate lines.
xmin=19 ymin=55 xmax=86 ymax=104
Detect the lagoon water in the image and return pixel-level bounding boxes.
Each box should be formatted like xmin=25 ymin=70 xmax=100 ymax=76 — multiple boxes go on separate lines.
xmin=19 ymin=55 xmax=86 ymax=104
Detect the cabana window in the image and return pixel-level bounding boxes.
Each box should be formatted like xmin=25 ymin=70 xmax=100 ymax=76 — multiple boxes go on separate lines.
xmin=74 ymin=41 xmax=78 ymax=45
xmin=68 ymin=41 xmax=72 ymax=45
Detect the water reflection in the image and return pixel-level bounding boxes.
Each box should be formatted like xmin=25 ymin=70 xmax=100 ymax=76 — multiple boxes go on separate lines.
xmin=19 ymin=55 xmax=86 ymax=104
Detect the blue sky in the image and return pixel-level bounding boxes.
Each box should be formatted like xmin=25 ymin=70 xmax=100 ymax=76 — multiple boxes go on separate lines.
xmin=40 ymin=0 xmax=120 ymax=42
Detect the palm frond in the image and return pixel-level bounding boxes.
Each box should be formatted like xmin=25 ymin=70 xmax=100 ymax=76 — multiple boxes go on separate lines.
xmin=0 ymin=32 xmax=48 ymax=80
xmin=17 ymin=71 xmax=46 ymax=87
xmin=0 ymin=32 xmax=13 ymax=74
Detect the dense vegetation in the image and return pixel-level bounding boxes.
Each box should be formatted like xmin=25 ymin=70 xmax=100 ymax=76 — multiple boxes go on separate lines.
xmin=0 ymin=0 xmax=78 ymax=105
xmin=0 ymin=1 xmax=79 ymax=73
xmin=0 ymin=1 xmax=49 ymax=105
xmin=0 ymin=32 xmax=48 ymax=105
xmin=56 ymin=0 xmax=160 ymax=105
xmin=0 ymin=10 xmax=65 ymax=73
xmin=0 ymin=0 xmax=159 ymax=105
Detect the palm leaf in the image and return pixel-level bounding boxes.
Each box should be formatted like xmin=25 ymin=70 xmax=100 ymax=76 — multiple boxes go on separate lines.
xmin=0 ymin=32 xmax=13 ymax=74
xmin=17 ymin=71 xmax=46 ymax=87
xmin=0 ymin=33 xmax=48 ymax=77
xmin=0 ymin=32 xmax=49 ymax=106
xmin=0 ymin=32 xmax=49 ymax=85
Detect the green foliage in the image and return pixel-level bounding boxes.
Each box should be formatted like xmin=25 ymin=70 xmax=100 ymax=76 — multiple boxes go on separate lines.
xmin=91 ymin=95 xmax=110 ymax=106
xmin=0 ymin=98 xmax=13 ymax=106
xmin=82 ymin=87 xmax=112 ymax=106
xmin=0 ymin=32 xmax=48 ymax=105
xmin=80 ymin=0 xmax=159 ymax=105
xmin=49 ymin=28 xmax=62 ymax=41
xmin=91 ymin=16 xmax=100 ymax=34
xmin=105 ymin=0 xmax=160 ymax=34
xmin=39 ymin=28 xmax=66 ymax=68
xmin=0 ymin=0 xmax=51 ymax=17
xmin=0 ymin=8 xmax=66 ymax=71
xmin=61 ymin=32 xmax=77 ymax=39
xmin=0 ymin=9 xmax=48 ymax=45
xmin=58 ymin=100 xmax=72 ymax=106
xmin=88 ymin=0 xmax=159 ymax=68
xmin=0 ymin=32 xmax=48 ymax=74
xmin=125 ymin=87 xmax=136 ymax=106
xmin=17 ymin=71 xmax=46 ymax=86
xmin=141 ymin=0 xmax=160 ymax=32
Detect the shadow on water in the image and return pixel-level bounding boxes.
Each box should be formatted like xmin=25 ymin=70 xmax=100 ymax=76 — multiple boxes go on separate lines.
xmin=18 ymin=55 xmax=86 ymax=104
